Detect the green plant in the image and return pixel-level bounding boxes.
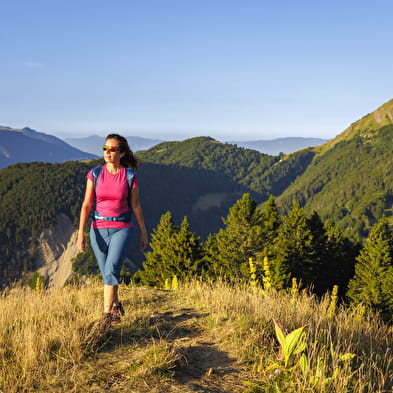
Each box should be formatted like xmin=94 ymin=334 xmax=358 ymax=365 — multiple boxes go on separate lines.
xmin=272 ymin=319 xmax=307 ymax=370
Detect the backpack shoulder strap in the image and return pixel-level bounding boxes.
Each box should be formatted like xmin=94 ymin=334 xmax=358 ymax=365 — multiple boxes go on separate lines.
xmin=125 ymin=168 xmax=135 ymax=189
xmin=125 ymin=168 xmax=135 ymax=208
xmin=92 ymin=166 xmax=103 ymax=192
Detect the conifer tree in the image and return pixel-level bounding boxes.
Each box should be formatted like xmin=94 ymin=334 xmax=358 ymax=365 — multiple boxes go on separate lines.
xmin=306 ymin=211 xmax=330 ymax=293
xmin=136 ymin=212 xmax=204 ymax=286
xmin=205 ymin=193 xmax=264 ymax=279
xmin=135 ymin=211 xmax=177 ymax=286
xmin=347 ymin=217 xmax=393 ymax=320
xmin=175 ymin=216 xmax=205 ymax=276
xmin=260 ymin=195 xmax=282 ymax=253
xmin=271 ymin=201 xmax=326 ymax=290
xmin=323 ymin=219 xmax=358 ymax=295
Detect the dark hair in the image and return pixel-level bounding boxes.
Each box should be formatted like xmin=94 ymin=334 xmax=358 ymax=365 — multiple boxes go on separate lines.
xmin=106 ymin=134 xmax=139 ymax=169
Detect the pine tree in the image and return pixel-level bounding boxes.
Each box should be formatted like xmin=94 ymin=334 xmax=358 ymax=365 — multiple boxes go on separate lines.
xmin=175 ymin=216 xmax=205 ymax=276
xmin=306 ymin=211 xmax=330 ymax=294
xmin=136 ymin=212 xmax=204 ymax=286
xmin=347 ymin=217 xmax=393 ymax=320
xmin=259 ymin=195 xmax=282 ymax=255
xmin=136 ymin=211 xmax=177 ymax=286
xmin=205 ymin=193 xmax=264 ymax=279
xmin=323 ymin=219 xmax=358 ymax=295
xmin=271 ymin=201 xmax=324 ymax=290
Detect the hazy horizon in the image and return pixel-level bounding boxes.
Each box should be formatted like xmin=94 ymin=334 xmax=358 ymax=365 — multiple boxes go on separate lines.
xmin=1 ymin=124 xmax=329 ymax=143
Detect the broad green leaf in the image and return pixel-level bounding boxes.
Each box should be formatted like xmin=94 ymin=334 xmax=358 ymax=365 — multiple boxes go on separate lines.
xmin=273 ymin=319 xmax=287 ymax=352
xmin=285 ymin=326 xmax=307 ymax=357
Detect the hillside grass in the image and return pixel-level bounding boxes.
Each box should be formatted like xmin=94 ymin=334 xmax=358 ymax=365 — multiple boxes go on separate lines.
xmin=0 ymin=280 xmax=392 ymax=393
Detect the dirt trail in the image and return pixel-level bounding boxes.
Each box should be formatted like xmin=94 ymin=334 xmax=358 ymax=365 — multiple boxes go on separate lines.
xmin=81 ymin=296 xmax=250 ymax=393
xmin=154 ymin=309 xmax=247 ymax=393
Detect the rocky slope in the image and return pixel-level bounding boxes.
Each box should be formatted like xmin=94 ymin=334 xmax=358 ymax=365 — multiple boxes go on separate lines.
xmin=36 ymin=213 xmax=78 ymax=288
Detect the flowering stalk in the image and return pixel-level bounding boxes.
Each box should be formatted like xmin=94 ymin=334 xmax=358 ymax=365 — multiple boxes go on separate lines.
xmin=171 ymin=275 xmax=179 ymax=291
xmin=262 ymin=256 xmax=272 ymax=290
xmin=249 ymin=258 xmax=258 ymax=288
xmin=328 ymin=285 xmax=339 ymax=317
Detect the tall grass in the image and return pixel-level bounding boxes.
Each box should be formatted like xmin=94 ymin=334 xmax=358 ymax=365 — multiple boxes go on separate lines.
xmin=0 ymin=281 xmax=175 ymax=392
xmin=0 ymin=279 xmax=392 ymax=392
xmin=0 ymin=282 xmax=104 ymax=392
xmin=177 ymin=280 xmax=393 ymax=392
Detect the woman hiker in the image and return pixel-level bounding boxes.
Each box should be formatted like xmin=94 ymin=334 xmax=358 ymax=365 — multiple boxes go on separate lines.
xmin=77 ymin=134 xmax=148 ymax=325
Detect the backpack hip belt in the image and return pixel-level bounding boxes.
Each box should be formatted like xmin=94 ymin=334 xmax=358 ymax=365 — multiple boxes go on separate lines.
xmin=92 ymin=209 xmax=132 ymax=222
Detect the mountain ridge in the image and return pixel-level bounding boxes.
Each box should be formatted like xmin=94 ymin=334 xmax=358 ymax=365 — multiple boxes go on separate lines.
xmin=276 ymin=98 xmax=393 ymax=237
xmin=0 ymin=126 xmax=97 ymax=169
xmin=316 ymin=99 xmax=393 ymax=154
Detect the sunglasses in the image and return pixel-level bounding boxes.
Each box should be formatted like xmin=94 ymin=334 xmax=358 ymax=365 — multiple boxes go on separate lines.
xmin=102 ymin=145 xmax=122 ymax=152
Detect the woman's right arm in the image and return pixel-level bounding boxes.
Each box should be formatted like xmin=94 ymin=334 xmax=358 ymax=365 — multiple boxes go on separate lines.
xmin=77 ymin=178 xmax=94 ymax=252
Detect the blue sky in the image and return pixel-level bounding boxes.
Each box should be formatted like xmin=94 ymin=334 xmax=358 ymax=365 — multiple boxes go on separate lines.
xmin=1 ymin=0 xmax=392 ymax=141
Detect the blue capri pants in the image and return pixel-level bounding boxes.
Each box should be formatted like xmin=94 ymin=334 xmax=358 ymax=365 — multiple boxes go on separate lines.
xmin=90 ymin=227 xmax=133 ymax=286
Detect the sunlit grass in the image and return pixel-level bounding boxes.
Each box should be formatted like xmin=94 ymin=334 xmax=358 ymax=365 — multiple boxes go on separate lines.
xmin=0 ymin=279 xmax=392 ymax=392
xmin=177 ymin=279 xmax=393 ymax=392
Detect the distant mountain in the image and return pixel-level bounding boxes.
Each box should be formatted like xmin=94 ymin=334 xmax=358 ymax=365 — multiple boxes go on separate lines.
xmin=66 ymin=135 xmax=324 ymax=156
xmin=66 ymin=135 xmax=164 ymax=155
xmin=0 ymin=126 xmax=97 ymax=169
xmin=229 ymin=137 xmax=328 ymax=155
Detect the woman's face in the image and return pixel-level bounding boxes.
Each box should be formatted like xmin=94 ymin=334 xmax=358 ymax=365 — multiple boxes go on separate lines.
xmin=103 ymin=138 xmax=124 ymax=165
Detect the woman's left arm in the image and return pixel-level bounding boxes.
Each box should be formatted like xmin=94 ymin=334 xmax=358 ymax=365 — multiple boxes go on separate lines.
xmin=131 ymin=187 xmax=148 ymax=251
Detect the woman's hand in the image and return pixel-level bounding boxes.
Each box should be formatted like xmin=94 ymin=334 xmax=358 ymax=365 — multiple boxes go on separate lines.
xmin=77 ymin=232 xmax=86 ymax=253
xmin=140 ymin=231 xmax=148 ymax=251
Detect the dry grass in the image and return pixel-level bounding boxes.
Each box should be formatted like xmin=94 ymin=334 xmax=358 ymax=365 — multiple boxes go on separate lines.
xmin=0 ymin=279 xmax=392 ymax=392
xmin=178 ymin=280 xmax=393 ymax=392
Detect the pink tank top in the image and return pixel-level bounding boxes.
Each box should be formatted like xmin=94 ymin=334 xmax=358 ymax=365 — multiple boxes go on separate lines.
xmin=87 ymin=165 xmax=138 ymax=229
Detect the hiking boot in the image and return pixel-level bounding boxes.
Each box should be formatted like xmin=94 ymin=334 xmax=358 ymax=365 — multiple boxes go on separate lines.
xmin=110 ymin=302 xmax=125 ymax=324
xmin=110 ymin=311 xmax=121 ymax=324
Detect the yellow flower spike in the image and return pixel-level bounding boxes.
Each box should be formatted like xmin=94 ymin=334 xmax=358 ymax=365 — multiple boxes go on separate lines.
xmin=164 ymin=278 xmax=170 ymax=290
xmin=328 ymin=285 xmax=339 ymax=317
xmin=35 ymin=275 xmax=44 ymax=293
xmin=291 ymin=278 xmax=298 ymax=295
xmin=171 ymin=275 xmax=179 ymax=291
xmin=262 ymin=256 xmax=272 ymax=290
xmin=249 ymin=258 xmax=258 ymax=288
xmin=195 ymin=280 xmax=201 ymax=292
